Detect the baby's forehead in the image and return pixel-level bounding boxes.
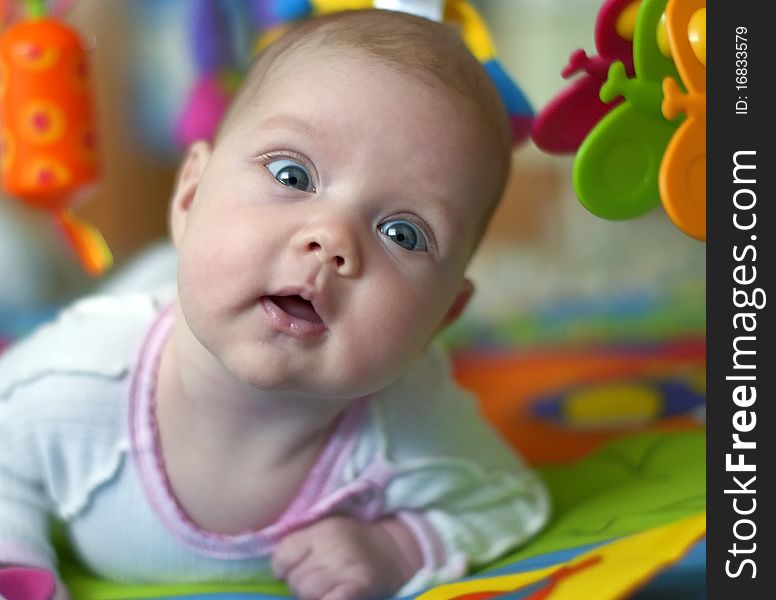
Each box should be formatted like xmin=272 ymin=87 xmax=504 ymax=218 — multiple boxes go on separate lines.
xmin=263 ymin=41 xmax=507 ymax=148
xmin=269 ymin=34 xmax=494 ymax=114
xmin=255 ymin=41 xmax=418 ymax=98
xmin=222 ymin=11 xmax=510 ymax=150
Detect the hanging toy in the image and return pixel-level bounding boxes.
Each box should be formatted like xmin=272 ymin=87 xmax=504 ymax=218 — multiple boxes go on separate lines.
xmin=442 ymin=0 xmax=534 ymax=145
xmin=571 ymin=0 xmax=684 ymax=220
xmin=531 ymin=0 xmax=705 ymax=241
xmin=0 ymin=0 xmax=112 ymax=275
xmin=659 ymin=0 xmax=705 ymax=240
xmin=530 ymin=0 xmax=638 ymax=154
xmin=174 ymin=0 xmax=247 ymax=147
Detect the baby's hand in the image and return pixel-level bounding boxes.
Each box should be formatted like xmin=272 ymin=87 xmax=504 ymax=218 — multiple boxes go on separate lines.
xmin=272 ymin=516 xmax=422 ymax=600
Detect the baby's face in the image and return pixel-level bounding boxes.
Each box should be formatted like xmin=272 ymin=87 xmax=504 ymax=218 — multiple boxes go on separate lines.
xmin=174 ymin=48 xmax=503 ymax=399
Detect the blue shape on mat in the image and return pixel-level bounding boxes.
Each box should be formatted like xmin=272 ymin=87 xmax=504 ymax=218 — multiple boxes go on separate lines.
xmin=399 ymin=536 xmax=705 ymax=600
xmin=631 ymin=539 xmax=706 ymax=599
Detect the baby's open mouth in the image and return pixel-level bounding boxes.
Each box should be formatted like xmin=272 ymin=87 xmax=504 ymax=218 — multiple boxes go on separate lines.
xmin=266 ymin=294 xmax=324 ymax=325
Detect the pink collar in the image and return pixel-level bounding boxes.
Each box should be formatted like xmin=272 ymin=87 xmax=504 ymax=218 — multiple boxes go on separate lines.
xmin=128 ymin=304 xmax=370 ymax=558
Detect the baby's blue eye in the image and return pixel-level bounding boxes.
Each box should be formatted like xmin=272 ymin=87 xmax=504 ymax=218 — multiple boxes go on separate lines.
xmin=266 ymin=159 xmax=313 ymax=192
xmin=378 ymin=220 xmax=427 ymax=252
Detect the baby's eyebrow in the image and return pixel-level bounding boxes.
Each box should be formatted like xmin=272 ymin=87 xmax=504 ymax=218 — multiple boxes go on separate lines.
xmin=440 ymin=207 xmax=464 ymax=239
xmin=255 ymin=114 xmax=318 ymax=140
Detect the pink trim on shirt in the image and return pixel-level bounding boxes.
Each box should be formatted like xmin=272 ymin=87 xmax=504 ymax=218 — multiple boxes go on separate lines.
xmin=127 ymin=304 xmax=371 ymax=559
xmin=396 ymin=512 xmax=448 ymax=572
xmin=280 ymin=396 xmax=368 ymax=518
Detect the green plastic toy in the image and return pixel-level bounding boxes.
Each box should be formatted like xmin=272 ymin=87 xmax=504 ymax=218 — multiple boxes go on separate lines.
xmin=572 ymin=0 xmax=684 ymax=220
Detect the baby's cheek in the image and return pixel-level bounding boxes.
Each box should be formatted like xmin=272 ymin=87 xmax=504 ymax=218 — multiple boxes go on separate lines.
xmin=177 ymin=228 xmax=245 ymax=305
xmin=176 ymin=256 xmax=210 ymax=313
xmin=343 ymin=306 xmax=434 ymax=387
xmin=175 ymin=251 xmax=231 ymax=342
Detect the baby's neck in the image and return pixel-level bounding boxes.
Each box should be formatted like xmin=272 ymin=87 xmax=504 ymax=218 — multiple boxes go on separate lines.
xmin=151 ymin=317 xmax=345 ymax=534
xmin=163 ymin=307 xmax=348 ymax=455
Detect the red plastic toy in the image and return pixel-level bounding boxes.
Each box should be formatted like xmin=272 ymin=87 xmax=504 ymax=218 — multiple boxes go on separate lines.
xmin=530 ymin=0 xmax=638 ymax=154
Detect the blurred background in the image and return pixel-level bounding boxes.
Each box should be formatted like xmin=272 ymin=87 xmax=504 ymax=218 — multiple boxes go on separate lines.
xmin=0 ymin=0 xmax=705 ymax=349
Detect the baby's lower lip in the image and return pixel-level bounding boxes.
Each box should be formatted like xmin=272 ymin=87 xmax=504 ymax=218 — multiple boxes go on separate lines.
xmin=260 ymin=296 xmax=327 ymax=339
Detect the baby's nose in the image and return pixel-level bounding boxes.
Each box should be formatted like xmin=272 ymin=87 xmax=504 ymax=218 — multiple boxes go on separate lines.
xmin=295 ymin=221 xmax=361 ymax=277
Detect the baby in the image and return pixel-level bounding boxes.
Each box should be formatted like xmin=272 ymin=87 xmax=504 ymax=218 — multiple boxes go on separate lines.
xmin=0 ymin=9 xmax=549 ymax=600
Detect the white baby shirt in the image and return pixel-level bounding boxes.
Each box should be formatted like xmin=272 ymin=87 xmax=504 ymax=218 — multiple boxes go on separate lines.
xmin=0 ymin=293 xmax=549 ymax=596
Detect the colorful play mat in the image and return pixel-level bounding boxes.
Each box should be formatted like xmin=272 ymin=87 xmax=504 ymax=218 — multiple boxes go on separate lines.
xmin=34 ymin=328 xmax=704 ymax=599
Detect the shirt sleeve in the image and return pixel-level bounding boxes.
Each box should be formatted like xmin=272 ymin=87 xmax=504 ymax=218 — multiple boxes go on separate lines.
xmin=0 ymin=294 xmax=148 ymax=572
xmin=373 ymin=345 xmax=551 ymax=596
xmin=390 ymin=468 xmax=549 ymax=596
xmin=0 ymin=385 xmax=57 ymax=570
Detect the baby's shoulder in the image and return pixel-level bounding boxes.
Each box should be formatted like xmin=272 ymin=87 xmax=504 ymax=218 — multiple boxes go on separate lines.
xmin=377 ymin=343 xmax=476 ymax=421
xmin=370 ymin=344 xmax=517 ymax=467
xmin=0 ymin=293 xmax=163 ymax=403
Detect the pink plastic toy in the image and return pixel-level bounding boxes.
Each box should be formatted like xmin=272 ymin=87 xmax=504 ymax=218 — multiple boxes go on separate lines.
xmin=530 ymin=0 xmax=638 ymax=154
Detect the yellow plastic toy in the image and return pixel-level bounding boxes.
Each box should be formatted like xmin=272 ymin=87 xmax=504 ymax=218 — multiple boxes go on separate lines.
xmin=659 ymin=0 xmax=705 ymax=241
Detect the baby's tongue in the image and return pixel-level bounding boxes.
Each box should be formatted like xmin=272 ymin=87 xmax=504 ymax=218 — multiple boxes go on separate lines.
xmin=272 ymin=295 xmax=322 ymax=324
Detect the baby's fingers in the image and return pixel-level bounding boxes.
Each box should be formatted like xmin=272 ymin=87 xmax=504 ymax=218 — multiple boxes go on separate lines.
xmin=320 ymin=580 xmax=373 ymax=600
xmin=271 ymin=533 xmax=312 ymax=579
xmin=289 ymin=566 xmax=344 ymax=600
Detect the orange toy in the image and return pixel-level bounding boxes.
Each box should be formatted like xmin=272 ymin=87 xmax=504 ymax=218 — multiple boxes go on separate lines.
xmin=659 ymin=0 xmax=706 ymax=241
xmin=0 ymin=4 xmax=111 ymax=275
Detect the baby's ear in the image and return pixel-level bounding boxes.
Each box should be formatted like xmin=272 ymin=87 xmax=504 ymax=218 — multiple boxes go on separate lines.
xmin=169 ymin=141 xmax=212 ymax=247
xmin=438 ymin=278 xmax=475 ymax=332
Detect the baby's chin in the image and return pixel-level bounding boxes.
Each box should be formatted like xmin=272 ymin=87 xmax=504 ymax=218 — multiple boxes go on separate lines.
xmin=222 ymin=351 xmax=390 ymax=402
xmin=210 ymin=324 xmax=425 ymax=402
